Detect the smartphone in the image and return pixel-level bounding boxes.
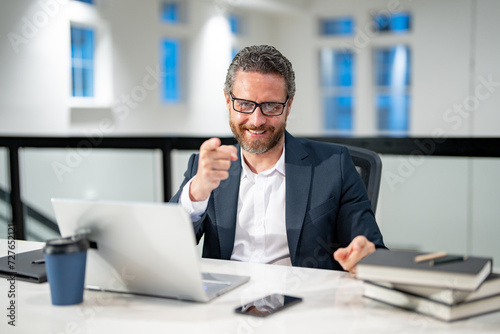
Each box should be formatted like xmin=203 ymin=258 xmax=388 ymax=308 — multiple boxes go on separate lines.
xmin=234 ymin=294 xmax=302 ymax=317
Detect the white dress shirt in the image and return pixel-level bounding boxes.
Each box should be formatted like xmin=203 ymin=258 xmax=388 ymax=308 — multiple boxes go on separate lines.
xmin=179 ymin=148 xmax=291 ymax=266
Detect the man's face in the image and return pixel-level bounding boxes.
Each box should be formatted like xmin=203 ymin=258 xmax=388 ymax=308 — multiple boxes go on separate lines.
xmin=225 ymin=71 xmax=292 ymax=155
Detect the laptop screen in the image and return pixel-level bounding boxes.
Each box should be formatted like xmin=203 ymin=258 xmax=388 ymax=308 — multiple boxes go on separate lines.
xmin=51 ymin=198 xmax=210 ymax=301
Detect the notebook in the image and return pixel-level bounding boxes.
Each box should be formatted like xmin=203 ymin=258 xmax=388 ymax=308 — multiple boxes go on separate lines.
xmin=356 ymin=249 xmax=492 ymax=291
xmin=51 ymin=198 xmax=250 ymax=302
xmin=0 ymin=249 xmax=47 ymax=283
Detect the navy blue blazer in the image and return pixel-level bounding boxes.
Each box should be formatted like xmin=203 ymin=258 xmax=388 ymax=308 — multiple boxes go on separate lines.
xmin=171 ymin=132 xmax=385 ymax=270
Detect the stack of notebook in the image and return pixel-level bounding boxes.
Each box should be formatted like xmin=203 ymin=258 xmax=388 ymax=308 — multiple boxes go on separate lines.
xmin=356 ymin=249 xmax=500 ymax=322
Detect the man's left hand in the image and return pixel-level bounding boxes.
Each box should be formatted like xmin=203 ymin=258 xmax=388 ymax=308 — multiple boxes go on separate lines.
xmin=333 ymin=235 xmax=375 ymax=274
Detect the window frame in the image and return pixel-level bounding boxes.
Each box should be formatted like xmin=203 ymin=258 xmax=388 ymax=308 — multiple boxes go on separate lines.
xmin=160 ymin=37 xmax=183 ymax=104
xmin=319 ymin=47 xmax=355 ymax=133
xmin=70 ymin=23 xmax=95 ymax=98
xmin=316 ymin=9 xmax=414 ymax=135
xmin=373 ymin=44 xmax=411 ymax=134
xmin=68 ymin=0 xmax=113 ymax=108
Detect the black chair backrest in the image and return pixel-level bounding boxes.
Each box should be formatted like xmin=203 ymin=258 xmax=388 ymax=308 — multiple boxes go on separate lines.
xmin=345 ymin=145 xmax=382 ymax=213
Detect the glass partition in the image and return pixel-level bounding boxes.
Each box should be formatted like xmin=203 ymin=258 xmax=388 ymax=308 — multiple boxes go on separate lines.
xmin=19 ymin=148 xmax=163 ymax=241
xmin=377 ymin=155 xmax=500 ymax=272
xmin=171 ymin=149 xmax=198 ymax=196
xmin=171 ymin=148 xmax=202 ymax=256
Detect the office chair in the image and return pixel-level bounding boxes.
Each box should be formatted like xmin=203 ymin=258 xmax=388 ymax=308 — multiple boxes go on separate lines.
xmin=345 ymin=145 xmax=382 ymax=213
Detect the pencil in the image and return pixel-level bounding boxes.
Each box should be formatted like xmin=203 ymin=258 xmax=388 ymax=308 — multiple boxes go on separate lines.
xmin=414 ymin=251 xmax=447 ymax=263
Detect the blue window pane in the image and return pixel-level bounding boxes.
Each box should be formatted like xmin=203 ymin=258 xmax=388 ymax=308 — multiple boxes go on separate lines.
xmin=374 ymin=12 xmax=411 ymax=33
xmin=320 ymin=48 xmax=354 ymax=132
xmin=320 ymin=49 xmax=354 ymax=87
xmin=377 ymin=95 xmax=410 ymax=132
xmin=81 ymin=29 xmax=94 ymax=60
xmin=161 ymin=39 xmax=180 ymax=103
xmin=71 ymin=67 xmax=78 ymax=96
xmin=75 ymin=0 xmax=93 ymax=4
xmin=375 ymin=46 xmax=410 ymax=87
xmin=71 ymin=27 xmax=82 ymax=55
xmin=320 ymin=17 xmax=354 ymax=36
xmin=392 ymin=13 xmax=411 ymax=32
xmin=374 ymin=15 xmax=390 ymax=32
xmin=375 ymin=49 xmax=391 ymax=86
xmin=229 ymin=15 xmax=240 ymax=35
xmin=375 ymin=45 xmax=411 ymax=132
xmin=71 ymin=25 xmax=94 ymax=97
xmin=325 ymin=96 xmax=353 ymax=131
xmin=161 ymin=2 xmax=179 ymax=23
xmin=82 ymin=67 xmax=94 ymax=97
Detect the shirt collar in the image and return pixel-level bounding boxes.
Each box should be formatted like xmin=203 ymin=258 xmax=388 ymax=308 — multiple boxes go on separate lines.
xmin=240 ymin=142 xmax=286 ymax=180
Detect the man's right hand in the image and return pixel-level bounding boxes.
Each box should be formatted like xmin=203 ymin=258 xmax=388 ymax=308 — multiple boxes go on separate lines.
xmin=189 ymin=137 xmax=238 ymax=202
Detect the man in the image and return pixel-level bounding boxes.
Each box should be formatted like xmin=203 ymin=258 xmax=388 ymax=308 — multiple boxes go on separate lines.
xmin=171 ymin=45 xmax=385 ymax=271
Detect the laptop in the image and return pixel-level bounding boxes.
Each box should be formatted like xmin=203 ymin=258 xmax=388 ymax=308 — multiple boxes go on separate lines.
xmin=50 ymin=198 xmax=250 ymax=302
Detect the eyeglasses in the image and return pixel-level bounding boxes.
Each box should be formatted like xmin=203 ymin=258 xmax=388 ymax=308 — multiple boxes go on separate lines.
xmin=230 ymin=93 xmax=289 ymax=116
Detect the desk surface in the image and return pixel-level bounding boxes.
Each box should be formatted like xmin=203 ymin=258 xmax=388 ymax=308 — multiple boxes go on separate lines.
xmin=1 ymin=240 xmax=500 ymax=334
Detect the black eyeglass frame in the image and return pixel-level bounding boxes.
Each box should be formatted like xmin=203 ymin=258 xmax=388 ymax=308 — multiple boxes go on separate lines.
xmin=229 ymin=93 xmax=289 ymax=116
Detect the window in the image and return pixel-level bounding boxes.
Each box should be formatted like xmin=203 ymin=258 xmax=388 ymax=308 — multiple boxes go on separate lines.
xmin=158 ymin=1 xmax=186 ymax=104
xmin=228 ymin=14 xmax=241 ymax=65
xmin=317 ymin=12 xmax=412 ymax=135
xmin=373 ymin=12 xmax=411 ymax=33
xmin=160 ymin=1 xmax=181 ymax=24
xmin=70 ymin=25 xmax=95 ymax=98
xmin=319 ymin=17 xmax=355 ymax=132
xmin=320 ymin=49 xmax=354 ymax=132
xmin=374 ymin=45 xmax=411 ymax=132
xmin=160 ymin=38 xmax=181 ymax=103
xmin=229 ymin=14 xmax=241 ymax=35
xmin=372 ymin=12 xmax=412 ymax=134
xmin=320 ymin=17 xmax=354 ymax=36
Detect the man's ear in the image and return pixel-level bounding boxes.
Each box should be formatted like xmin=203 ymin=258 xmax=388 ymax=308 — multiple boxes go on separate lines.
xmin=224 ymin=91 xmax=231 ymax=111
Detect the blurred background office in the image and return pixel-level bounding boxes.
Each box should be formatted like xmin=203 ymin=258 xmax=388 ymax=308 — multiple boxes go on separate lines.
xmin=0 ymin=0 xmax=499 ymax=270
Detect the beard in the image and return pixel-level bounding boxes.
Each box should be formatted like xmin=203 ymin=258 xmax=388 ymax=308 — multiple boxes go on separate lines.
xmin=230 ymin=120 xmax=286 ymax=154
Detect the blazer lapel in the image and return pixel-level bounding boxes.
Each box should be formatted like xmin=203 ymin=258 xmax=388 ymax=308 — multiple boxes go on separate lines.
xmin=284 ymin=132 xmax=311 ymax=264
xmin=213 ymin=145 xmax=242 ymax=259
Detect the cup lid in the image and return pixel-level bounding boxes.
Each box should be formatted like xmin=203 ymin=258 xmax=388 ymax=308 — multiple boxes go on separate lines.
xmin=43 ymin=236 xmax=89 ymax=255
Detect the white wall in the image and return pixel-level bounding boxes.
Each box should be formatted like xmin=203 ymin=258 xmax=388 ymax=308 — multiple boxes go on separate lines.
xmin=1 ymin=0 xmax=499 ymax=137
xmin=0 ymin=0 xmax=70 ymax=135
xmin=473 ymin=0 xmax=500 ymax=136
xmin=279 ymin=0 xmax=500 ymax=137
xmin=0 ymin=0 xmax=284 ymax=136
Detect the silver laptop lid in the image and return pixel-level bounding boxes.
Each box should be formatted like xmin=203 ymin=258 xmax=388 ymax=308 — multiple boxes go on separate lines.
xmin=51 ymin=198 xmax=210 ymax=302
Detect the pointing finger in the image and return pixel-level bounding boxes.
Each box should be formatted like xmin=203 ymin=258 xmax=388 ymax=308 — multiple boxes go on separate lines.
xmin=200 ymin=137 xmax=222 ymax=151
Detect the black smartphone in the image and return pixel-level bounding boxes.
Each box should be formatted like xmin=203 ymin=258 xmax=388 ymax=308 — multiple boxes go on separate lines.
xmin=234 ymin=294 xmax=302 ymax=317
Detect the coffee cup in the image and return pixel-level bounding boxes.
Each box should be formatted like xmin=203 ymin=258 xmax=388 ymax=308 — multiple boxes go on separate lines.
xmin=43 ymin=236 xmax=89 ymax=306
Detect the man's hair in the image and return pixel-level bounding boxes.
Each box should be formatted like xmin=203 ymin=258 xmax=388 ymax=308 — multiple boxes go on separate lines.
xmin=224 ymin=45 xmax=296 ymax=98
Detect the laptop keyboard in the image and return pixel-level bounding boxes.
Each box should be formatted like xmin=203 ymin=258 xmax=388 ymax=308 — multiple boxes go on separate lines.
xmin=202 ymin=272 xmax=232 ymax=286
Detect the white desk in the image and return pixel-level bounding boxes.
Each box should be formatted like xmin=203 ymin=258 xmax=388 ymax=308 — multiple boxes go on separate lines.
xmin=1 ymin=240 xmax=500 ymax=334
